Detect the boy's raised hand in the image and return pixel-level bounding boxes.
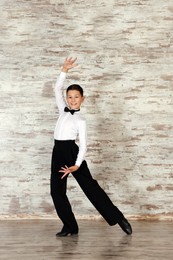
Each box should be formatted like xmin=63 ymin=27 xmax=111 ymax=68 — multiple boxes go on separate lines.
xmin=61 ymin=57 xmax=78 ymax=73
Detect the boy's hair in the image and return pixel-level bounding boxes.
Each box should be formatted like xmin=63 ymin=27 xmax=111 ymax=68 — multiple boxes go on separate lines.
xmin=66 ymin=84 xmax=84 ymax=97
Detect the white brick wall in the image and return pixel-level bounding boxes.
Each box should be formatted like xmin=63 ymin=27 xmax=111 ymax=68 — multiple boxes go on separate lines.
xmin=0 ymin=0 xmax=173 ymax=219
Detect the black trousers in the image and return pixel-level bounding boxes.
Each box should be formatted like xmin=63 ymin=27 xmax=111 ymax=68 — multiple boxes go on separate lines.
xmin=50 ymin=140 xmax=124 ymax=233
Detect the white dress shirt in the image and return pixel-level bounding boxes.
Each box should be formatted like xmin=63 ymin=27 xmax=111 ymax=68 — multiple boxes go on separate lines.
xmin=54 ymin=72 xmax=87 ymax=167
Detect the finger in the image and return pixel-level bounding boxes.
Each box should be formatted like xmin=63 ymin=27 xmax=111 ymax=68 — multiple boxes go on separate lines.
xmin=59 ymin=165 xmax=68 ymax=169
xmin=72 ymin=63 xmax=78 ymax=68
xmin=71 ymin=57 xmax=77 ymax=63
xmin=59 ymin=168 xmax=68 ymax=173
xmin=59 ymin=166 xmax=68 ymax=172
xmin=61 ymin=172 xmax=70 ymax=179
xmin=59 ymin=168 xmax=70 ymax=174
xmin=59 ymin=169 xmax=65 ymax=173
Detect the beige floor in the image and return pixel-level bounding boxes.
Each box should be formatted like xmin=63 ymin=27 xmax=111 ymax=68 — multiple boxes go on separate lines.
xmin=0 ymin=219 xmax=173 ymax=260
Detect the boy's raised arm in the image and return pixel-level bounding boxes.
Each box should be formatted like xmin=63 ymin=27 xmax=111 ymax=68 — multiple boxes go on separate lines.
xmin=55 ymin=58 xmax=78 ymax=113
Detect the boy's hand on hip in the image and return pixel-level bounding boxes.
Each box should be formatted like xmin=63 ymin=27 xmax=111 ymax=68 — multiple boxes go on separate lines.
xmin=59 ymin=165 xmax=79 ymax=179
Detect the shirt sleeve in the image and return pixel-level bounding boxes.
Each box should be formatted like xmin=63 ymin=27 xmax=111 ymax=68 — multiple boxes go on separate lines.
xmin=75 ymin=118 xmax=87 ymax=167
xmin=55 ymin=72 xmax=67 ymax=114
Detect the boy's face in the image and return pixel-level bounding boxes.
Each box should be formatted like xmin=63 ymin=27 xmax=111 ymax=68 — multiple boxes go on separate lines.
xmin=66 ymin=90 xmax=84 ymax=110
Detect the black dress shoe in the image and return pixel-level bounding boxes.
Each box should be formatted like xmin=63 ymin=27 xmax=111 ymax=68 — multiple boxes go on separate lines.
xmin=118 ymin=218 xmax=132 ymax=235
xmin=56 ymin=231 xmax=78 ymax=237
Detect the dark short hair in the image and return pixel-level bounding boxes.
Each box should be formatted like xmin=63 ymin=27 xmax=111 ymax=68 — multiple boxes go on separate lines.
xmin=66 ymin=84 xmax=84 ymax=97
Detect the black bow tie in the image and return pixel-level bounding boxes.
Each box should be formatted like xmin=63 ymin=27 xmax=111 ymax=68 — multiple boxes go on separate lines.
xmin=64 ymin=106 xmax=80 ymax=115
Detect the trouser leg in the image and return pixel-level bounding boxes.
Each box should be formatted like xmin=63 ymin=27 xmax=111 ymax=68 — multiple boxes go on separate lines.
xmin=72 ymin=161 xmax=124 ymax=225
xmin=50 ymin=175 xmax=78 ymax=232
xmin=50 ymin=144 xmax=78 ymax=233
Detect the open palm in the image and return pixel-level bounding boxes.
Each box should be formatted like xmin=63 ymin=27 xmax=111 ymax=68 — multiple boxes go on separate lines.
xmin=62 ymin=57 xmax=77 ymax=72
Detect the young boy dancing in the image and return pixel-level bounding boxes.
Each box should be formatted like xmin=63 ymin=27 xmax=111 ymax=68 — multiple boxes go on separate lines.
xmin=50 ymin=57 xmax=132 ymax=237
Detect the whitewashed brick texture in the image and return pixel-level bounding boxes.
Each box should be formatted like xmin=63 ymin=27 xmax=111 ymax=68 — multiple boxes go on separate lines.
xmin=0 ymin=0 xmax=173 ymax=219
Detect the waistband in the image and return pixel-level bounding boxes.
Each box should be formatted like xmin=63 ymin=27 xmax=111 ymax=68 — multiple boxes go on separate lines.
xmin=54 ymin=139 xmax=75 ymax=145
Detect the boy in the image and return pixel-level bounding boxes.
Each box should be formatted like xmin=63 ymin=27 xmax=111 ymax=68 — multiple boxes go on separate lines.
xmin=50 ymin=57 xmax=132 ymax=236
